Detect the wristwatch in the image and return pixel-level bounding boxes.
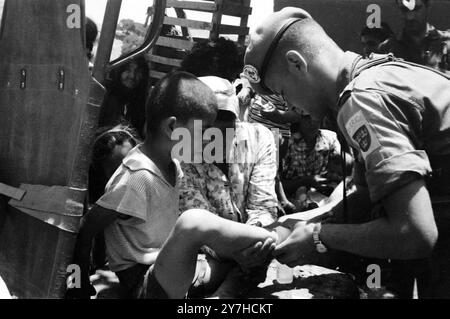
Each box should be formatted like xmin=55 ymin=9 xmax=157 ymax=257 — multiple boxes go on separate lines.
xmin=312 ymin=223 xmax=328 ymax=253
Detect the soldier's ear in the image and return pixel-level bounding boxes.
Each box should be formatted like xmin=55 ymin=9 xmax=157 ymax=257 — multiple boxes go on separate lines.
xmin=285 ymin=50 xmax=308 ymax=74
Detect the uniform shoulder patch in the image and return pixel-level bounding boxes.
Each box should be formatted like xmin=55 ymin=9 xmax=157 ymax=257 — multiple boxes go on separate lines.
xmin=344 ymin=111 xmax=381 ymax=159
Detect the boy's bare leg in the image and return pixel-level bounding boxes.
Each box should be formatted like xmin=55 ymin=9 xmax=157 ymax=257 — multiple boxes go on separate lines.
xmin=153 ymin=209 xmax=279 ymax=299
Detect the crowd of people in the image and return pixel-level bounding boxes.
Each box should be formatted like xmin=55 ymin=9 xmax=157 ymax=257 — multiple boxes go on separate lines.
xmin=63 ymin=0 xmax=450 ymax=299
xmin=360 ymin=0 xmax=449 ymax=73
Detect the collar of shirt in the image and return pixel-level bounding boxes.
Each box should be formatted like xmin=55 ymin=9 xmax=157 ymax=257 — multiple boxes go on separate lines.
xmin=335 ymin=51 xmax=362 ymax=102
xmin=122 ymin=145 xmax=184 ymax=186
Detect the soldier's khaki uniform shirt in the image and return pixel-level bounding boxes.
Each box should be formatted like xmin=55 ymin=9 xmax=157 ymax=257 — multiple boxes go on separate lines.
xmin=335 ymin=52 xmax=450 ymax=297
xmin=336 ymin=52 xmax=450 ymax=203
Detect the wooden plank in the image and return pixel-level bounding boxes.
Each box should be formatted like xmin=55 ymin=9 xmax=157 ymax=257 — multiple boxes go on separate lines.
xmin=149 ymin=70 xmax=167 ymax=79
xmin=164 ymin=16 xmax=212 ymax=30
xmin=174 ymin=8 xmax=191 ymax=38
xmin=238 ymin=0 xmax=251 ymax=44
xmin=192 ymin=37 xmax=210 ymax=43
xmin=222 ymin=1 xmax=252 ymax=17
xmin=148 ymin=55 xmax=183 ymax=67
xmin=156 ymin=36 xmax=195 ymax=50
xmin=210 ymin=0 xmax=223 ymax=40
xmin=0 ymin=183 xmax=26 ymax=201
xmin=166 ymin=0 xmax=216 ymax=12
xmin=219 ymin=24 xmax=249 ymax=35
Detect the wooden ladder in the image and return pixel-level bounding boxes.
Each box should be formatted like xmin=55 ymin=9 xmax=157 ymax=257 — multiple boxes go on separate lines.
xmin=148 ymin=0 xmax=252 ymax=83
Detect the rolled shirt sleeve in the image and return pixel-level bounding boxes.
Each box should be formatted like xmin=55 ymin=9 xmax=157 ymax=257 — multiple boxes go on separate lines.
xmin=96 ymin=171 xmax=150 ymax=222
xmin=338 ymin=89 xmax=432 ymax=202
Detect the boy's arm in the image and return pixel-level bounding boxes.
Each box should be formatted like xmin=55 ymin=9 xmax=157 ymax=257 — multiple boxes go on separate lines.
xmin=67 ymin=205 xmax=122 ymax=298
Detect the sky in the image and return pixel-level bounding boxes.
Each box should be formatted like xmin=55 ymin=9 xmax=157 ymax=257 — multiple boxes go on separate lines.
xmin=0 ymin=0 xmax=273 ymax=31
xmin=85 ymin=0 xmax=274 ymax=34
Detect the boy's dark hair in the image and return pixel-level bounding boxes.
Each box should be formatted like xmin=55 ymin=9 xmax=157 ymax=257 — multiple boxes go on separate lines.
xmin=91 ymin=124 xmax=139 ymax=167
xmin=179 ymin=38 xmax=244 ymax=82
xmin=89 ymin=124 xmax=140 ymax=203
xmin=145 ymin=71 xmax=218 ymax=134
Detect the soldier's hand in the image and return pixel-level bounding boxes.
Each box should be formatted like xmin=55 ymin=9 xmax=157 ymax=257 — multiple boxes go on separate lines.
xmin=233 ymin=237 xmax=276 ymax=270
xmin=272 ymin=221 xmax=317 ymax=267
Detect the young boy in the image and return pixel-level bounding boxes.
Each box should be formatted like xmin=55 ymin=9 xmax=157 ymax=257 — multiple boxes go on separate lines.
xmin=68 ymin=71 xmax=218 ymax=298
xmin=69 ymin=72 xmax=292 ymax=299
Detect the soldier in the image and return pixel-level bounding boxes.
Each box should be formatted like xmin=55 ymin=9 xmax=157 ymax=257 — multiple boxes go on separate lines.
xmin=378 ymin=0 xmax=450 ymax=73
xmin=243 ymin=7 xmax=450 ymax=298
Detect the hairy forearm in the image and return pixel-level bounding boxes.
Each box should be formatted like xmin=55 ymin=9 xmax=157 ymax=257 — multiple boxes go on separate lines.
xmin=321 ymin=180 xmax=437 ymax=260
xmin=320 ymin=218 xmax=430 ymax=259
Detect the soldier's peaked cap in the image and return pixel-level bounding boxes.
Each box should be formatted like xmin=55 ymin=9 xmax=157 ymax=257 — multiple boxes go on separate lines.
xmin=243 ymin=7 xmax=312 ymax=95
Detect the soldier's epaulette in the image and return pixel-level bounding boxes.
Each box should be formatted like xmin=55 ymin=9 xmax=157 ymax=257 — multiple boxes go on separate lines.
xmin=337 ymin=89 xmax=352 ymax=108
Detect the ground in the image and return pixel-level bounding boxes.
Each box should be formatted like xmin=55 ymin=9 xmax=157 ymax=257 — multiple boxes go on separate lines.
xmin=90 ymin=260 xmax=366 ymax=299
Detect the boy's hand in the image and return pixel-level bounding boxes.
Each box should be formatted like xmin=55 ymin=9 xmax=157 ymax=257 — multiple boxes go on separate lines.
xmin=233 ymin=237 xmax=276 ymax=269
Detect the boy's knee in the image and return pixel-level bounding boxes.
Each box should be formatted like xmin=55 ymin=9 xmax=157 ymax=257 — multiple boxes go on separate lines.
xmin=175 ymin=209 xmax=217 ymax=240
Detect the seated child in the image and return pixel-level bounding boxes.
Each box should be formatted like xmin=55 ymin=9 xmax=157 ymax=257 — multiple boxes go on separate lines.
xmin=69 ymin=71 xmax=292 ymax=299
xmin=88 ymin=124 xmax=140 ymax=270
xmin=281 ymin=113 xmax=352 ymax=211
xmin=89 ymin=124 xmax=140 ymax=204
xmin=69 ymin=71 xmax=218 ymax=298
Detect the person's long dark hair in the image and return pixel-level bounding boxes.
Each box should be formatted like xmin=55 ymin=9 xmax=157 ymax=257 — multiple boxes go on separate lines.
xmin=107 ymin=56 xmax=149 ymax=99
xmin=100 ymin=56 xmax=150 ymax=137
